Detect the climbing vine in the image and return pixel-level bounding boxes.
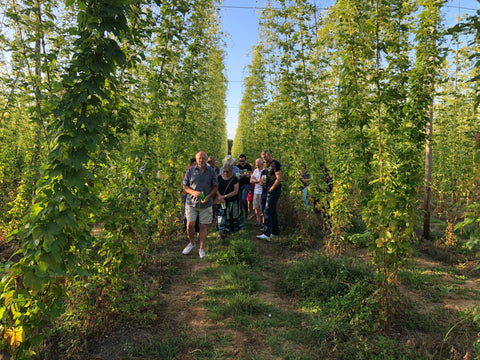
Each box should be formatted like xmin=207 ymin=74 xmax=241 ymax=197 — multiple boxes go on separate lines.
xmin=0 ymin=0 xmax=138 ymax=355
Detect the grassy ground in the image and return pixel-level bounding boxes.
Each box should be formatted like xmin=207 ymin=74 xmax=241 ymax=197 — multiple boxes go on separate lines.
xmin=36 ymin=216 xmax=480 ymax=359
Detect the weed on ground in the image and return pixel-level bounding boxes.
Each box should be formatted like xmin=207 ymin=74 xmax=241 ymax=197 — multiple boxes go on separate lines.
xmin=42 ymin=218 xmax=480 ymax=359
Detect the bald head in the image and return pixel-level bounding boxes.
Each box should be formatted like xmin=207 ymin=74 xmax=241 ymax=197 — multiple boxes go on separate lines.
xmin=196 ymin=152 xmax=207 ymax=169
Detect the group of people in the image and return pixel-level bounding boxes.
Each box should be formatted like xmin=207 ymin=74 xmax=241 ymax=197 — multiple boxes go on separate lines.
xmin=181 ymin=150 xmax=283 ymax=258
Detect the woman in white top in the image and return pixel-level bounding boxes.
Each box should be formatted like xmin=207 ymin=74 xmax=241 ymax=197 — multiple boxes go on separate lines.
xmin=250 ymin=158 xmax=265 ymax=227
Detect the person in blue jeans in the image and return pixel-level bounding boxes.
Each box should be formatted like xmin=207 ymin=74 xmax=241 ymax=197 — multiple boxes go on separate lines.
xmin=257 ymin=150 xmax=282 ymax=240
xmin=300 ymin=164 xmax=310 ymax=209
xmin=236 ymin=154 xmax=253 ymax=218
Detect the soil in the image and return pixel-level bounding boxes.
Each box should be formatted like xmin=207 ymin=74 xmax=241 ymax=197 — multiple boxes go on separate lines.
xmin=85 ymin=232 xmax=480 ymax=360
xmin=143 ymin=232 xmax=302 ymax=360
xmin=2 ymin=223 xmax=480 ymax=359
xmin=66 ymin=225 xmax=308 ymax=360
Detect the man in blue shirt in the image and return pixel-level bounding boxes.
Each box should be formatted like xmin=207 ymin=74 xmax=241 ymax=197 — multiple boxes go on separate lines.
xmin=181 ymin=151 xmax=218 ymax=258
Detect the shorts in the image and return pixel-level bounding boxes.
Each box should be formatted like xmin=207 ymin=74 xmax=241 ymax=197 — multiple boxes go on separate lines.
xmin=186 ymin=206 xmax=213 ymax=224
xmin=253 ymin=193 xmax=262 ymax=210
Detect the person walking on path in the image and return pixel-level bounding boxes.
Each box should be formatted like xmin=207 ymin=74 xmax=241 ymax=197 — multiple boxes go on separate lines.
xmin=207 ymin=156 xmax=220 ymax=176
xmin=181 ymin=151 xmax=218 ymax=258
xmin=215 ymin=164 xmax=241 ymax=239
xmin=236 ymin=154 xmax=253 ymax=218
xmin=207 ymin=155 xmax=220 ymax=221
xmin=257 ymin=150 xmax=282 ymax=240
xmin=250 ymin=158 xmax=265 ymax=227
xmin=219 ymin=155 xmax=239 ymax=175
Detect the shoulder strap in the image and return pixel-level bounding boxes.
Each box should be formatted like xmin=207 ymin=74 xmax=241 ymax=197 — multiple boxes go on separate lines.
xmin=223 ymin=176 xmax=235 ymax=195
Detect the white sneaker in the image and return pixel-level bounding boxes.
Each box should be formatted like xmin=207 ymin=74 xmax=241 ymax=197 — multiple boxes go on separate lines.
xmin=199 ymin=249 xmax=206 ymax=258
xmin=270 ymin=234 xmax=279 ymax=238
xmin=256 ymin=234 xmax=270 ymax=240
xmin=182 ymin=243 xmax=195 ymax=254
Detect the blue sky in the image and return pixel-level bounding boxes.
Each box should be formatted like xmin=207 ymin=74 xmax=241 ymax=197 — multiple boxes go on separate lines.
xmin=219 ymin=0 xmax=264 ymax=139
xmin=219 ymin=0 xmax=479 ymax=140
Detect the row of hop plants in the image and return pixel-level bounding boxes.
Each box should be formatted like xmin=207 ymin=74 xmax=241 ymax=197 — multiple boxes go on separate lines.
xmin=231 ymin=0 xmax=480 ymax=331
xmin=0 ymin=0 xmax=228 ymax=357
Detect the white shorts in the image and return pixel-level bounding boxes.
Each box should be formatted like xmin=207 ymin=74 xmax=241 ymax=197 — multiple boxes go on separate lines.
xmin=186 ymin=206 xmax=213 ymax=224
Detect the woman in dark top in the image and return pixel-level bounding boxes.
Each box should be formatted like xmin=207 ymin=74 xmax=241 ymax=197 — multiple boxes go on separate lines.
xmin=216 ymin=164 xmax=240 ymax=239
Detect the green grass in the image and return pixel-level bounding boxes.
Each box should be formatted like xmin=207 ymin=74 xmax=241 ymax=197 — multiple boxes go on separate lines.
xmin=198 ymin=230 xmax=479 ymax=358
xmin=47 ymin=216 xmax=480 ymax=359
xmin=215 ymin=237 xmax=260 ymax=266
xmin=124 ymin=331 xmax=235 ymax=360
xmin=204 ymin=265 xmax=262 ymax=298
xmin=399 ymin=264 xmax=480 ymax=303
xmin=124 ymin=334 xmax=187 ymax=359
xmin=278 ymin=251 xmax=373 ymax=304
xmin=219 ymin=292 xmax=268 ymax=316
xmin=399 ymin=268 xmax=444 ymax=290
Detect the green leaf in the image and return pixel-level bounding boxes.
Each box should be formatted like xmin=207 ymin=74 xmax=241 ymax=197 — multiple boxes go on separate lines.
xmin=474 ymin=150 xmax=480 ymax=164
xmin=30 ymin=203 xmax=45 ymax=218
xmin=23 ymin=271 xmax=44 ymax=293
xmin=55 ymin=211 xmax=76 ymax=229
xmin=0 ymin=306 xmax=7 ymax=321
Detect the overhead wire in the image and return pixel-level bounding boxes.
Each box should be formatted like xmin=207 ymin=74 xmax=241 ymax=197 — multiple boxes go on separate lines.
xmin=220 ymin=3 xmax=477 ymax=12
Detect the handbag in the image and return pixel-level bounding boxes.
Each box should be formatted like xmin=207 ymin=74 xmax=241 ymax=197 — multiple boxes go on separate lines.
xmin=214 ymin=176 xmax=235 ymax=205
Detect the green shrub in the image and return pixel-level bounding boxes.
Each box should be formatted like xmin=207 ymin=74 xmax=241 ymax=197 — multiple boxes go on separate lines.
xmin=347 ymin=230 xmax=370 ymax=247
xmin=216 ymin=238 xmax=260 ymax=267
xmin=347 ymin=214 xmax=367 ymax=235
xmin=311 ymin=315 xmax=351 ymax=343
xmin=280 ymin=253 xmax=373 ymax=304
xmin=218 ymin=292 xmax=267 ymax=317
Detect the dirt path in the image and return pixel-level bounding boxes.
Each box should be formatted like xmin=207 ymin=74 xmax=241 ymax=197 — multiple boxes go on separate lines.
xmin=67 ymin=225 xmax=480 ymax=359
xmin=149 ymin=230 xmax=302 ymax=360
xmin=85 ymin=242 xmax=224 ymax=360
